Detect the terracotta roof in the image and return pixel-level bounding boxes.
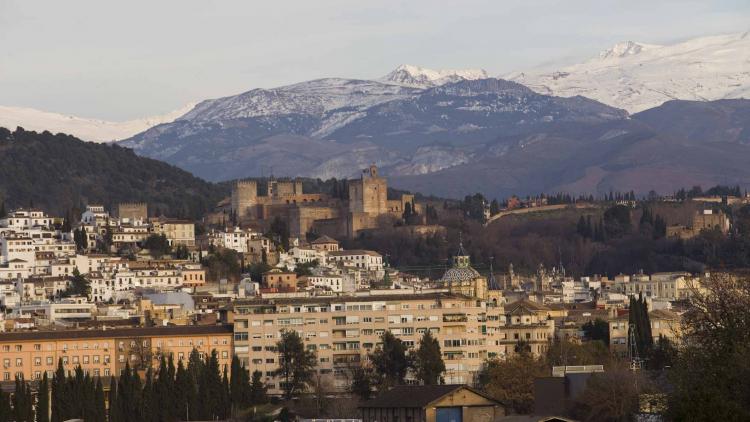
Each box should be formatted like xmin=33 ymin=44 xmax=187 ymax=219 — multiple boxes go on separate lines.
xmin=311 ymin=235 xmax=338 ymax=244
xmin=328 ymin=250 xmax=381 ymax=257
xmin=360 ymin=385 xmax=501 ymax=408
xmin=505 ymin=299 xmax=551 ymax=314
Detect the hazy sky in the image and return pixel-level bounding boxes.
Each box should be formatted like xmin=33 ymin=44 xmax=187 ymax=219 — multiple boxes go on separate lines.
xmin=1 ymin=0 xmax=748 ymax=120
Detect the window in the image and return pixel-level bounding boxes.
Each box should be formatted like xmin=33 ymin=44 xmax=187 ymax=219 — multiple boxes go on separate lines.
xmin=15 ymin=358 xmax=22 ymax=367
xmin=34 ymin=357 xmax=41 ymax=366
xmin=46 ymin=357 xmax=53 ymax=365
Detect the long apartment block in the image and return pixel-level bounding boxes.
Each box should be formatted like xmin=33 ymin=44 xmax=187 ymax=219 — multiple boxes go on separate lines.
xmin=230 ymin=293 xmax=553 ymax=393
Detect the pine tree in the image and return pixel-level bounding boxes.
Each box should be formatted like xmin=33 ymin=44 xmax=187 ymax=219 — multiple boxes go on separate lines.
xmin=411 ymin=331 xmax=446 ymax=385
xmin=349 ymin=365 xmax=373 ymax=400
xmin=370 ymin=331 xmax=409 ymax=389
xmin=275 ymin=330 xmax=317 ymax=400
xmin=37 ymin=372 xmax=50 ymax=422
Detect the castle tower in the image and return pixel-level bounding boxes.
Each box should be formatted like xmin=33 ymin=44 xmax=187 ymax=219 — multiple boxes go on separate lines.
xmin=349 ymin=165 xmax=387 ymax=215
xmin=232 ymin=180 xmax=258 ymax=219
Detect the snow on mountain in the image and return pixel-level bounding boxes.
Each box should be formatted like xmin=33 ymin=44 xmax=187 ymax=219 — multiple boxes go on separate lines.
xmin=0 ymin=103 xmax=196 ymax=143
xmin=508 ymin=31 xmax=750 ymax=112
xmin=181 ymin=78 xmax=420 ymax=124
xmin=380 ymin=64 xmax=488 ymax=88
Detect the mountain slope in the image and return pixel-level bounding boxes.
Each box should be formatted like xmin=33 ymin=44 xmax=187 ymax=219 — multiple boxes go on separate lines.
xmin=0 ymin=127 xmax=226 ymax=218
xmin=508 ymin=31 xmax=750 ymax=112
xmin=121 ymin=77 xmax=627 ymax=182
xmin=0 ymin=103 xmax=196 ymax=143
xmin=392 ymin=99 xmax=750 ymax=198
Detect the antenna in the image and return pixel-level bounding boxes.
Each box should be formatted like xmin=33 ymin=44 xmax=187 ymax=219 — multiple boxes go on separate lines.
xmin=628 ymin=323 xmax=643 ymax=392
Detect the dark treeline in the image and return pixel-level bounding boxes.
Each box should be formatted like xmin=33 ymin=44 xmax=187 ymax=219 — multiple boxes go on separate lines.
xmin=0 ymin=127 xmax=227 ymax=219
xmin=346 ymin=197 xmax=750 ymax=278
xmin=0 ymin=350 xmax=267 ymax=422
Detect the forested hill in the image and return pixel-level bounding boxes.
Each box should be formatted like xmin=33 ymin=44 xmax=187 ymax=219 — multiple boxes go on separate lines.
xmin=0 ymin=127 xmax=228 ymax=219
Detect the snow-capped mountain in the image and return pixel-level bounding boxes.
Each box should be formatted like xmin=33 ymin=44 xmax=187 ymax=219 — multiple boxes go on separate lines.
xmin=380 ymin=64 xmax=488 ymax=88
xmin=508 ymin=31 xmax=750 ymax=112
xmin=0 ymin=103 xmax=196 ymax=143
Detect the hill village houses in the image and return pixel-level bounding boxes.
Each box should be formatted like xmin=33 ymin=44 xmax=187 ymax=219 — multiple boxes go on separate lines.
xmin=0 ymin=168 xmax=702 ymax=401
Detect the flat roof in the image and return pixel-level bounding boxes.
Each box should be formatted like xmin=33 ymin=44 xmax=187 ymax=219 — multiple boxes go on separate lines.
xmin=0 ymin=324 xmax=233 ymax=342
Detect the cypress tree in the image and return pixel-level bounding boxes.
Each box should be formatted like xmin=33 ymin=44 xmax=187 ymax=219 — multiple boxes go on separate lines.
xmin=249 ymin=370 xmax=268 ymax=405
xmin=141 ymin=368 xmax=154 ymax=422
xmin=230 ymin=355 xmax=249 ymax=414
xmin=37 ymin=371 xmax=50 ymax=422
xmin=51 ymin=359 xmax=69 ymax=422
xmin=221 ymin=365 xmax=231 ymax=420
xmin=108 ymin=376 xmax=119 ymax=422
xmin=0 ymin=390 xmax=11 ymax=422
xmin=174 ymin=359 xmax=194 ymax=421
xmin=129 ymin=366 xmax=143 ymax=421
xmin=93 ymin=378 xmax=106 ymax=422
xmin=12 ymin=375 xmax=34 ymax=422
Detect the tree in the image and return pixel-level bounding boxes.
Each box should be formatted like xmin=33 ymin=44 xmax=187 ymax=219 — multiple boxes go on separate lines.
xmin=173 ymin=244 xmax=190 ymax=259
xmin=175 ymin=359 xmax=195 ymax=421
xmin=410 ymin=331 xmax=445 ymax=385
xmin=545 ymin=338 xmax=611 ymax=368
xmin=490 ymin=199 xmax=501 ymax=216
xmin=275 ymin=330 xmax=317 ymax=400
xmin=668 ymin=273 xmax=750 ymax=421
xmin=269 ymin=216 xmax=290 ymax=250
xmin=143 ymin=234 xmax=171 ymax=259
xmin=568 ymin=365 xmax=652 ymax=422
xmin=370 ymin=331 xmax=409 ymax=389
xmin=230 ymin=355 xmax=250 ymax=414
xmin=349 ymin=364 xmax=373 ymax=401
xmin=62 ymin=267 xmax=90 ymax=297
xmin=0 ymin=391 xmax=10 ymax=422
xmin=582 ymin=318 xmax=610 ymax=345
xmin=628 ymin=294 xmax=653 ymax=358
xmin=12 ymin=375 xmax=34 ymax=422
xmin=249 ymin=369 xmax=268 ymax=405
xmin=51 ymin=359 xmax=70 ymax=422
xmin=37 ymin=371 xmax=50 ymax=422
xmin=477 ymin=353 xmax=547 ymax=414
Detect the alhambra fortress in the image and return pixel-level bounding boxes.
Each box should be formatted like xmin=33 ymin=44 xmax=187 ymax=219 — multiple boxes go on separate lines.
xmin=231 ymin=165 xmax=422 ymax=238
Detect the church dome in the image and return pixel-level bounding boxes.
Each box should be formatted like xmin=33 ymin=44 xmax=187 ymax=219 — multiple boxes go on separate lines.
xmin=440 ymin=266 xmax=481 ymax=283
xmin=439 ymin=240 xmax=480 ymax=283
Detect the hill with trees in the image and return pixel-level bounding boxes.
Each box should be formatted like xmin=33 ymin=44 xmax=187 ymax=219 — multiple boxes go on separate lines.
xmin=0 ymin=127 xmax=228 ymax=219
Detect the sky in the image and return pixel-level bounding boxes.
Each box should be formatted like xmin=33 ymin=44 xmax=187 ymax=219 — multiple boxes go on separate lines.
xmin=1 ymin=0 xmax=748 ymax=121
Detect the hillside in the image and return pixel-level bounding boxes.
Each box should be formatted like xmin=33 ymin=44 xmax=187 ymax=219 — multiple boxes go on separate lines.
xmin=0 ymin=127 xmax=227 ymax=218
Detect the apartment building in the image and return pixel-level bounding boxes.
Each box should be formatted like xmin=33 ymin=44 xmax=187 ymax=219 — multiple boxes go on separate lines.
xmin=230 ymin=293 xmax=553 ymax=394
xmin=0 ymin=325 xmax=233 ymax=383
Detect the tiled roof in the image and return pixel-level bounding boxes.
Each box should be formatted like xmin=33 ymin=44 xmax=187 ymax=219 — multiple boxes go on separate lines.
xmin=360 ymin=385 xmax=497 ymax=408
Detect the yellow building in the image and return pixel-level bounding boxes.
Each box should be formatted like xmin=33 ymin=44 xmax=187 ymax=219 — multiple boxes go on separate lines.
xmin=0 ymin=325 xmax=233 ymax=382
xmin=608 ymin=309 xmax=681 ymax=356
xmin=230 ymin=291 xmax=553 ymax=394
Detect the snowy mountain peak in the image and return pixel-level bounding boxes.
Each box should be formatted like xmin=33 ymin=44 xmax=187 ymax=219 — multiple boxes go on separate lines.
xmin=509 ymin=31 xmax=750 ymax=113
xmin=598 ymin=41 xmax=654 ymax=59
xmin=381 ymin=64 xmax=488 ymax=88
xmin=0 ymin=102 xmax=196 ymax=143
